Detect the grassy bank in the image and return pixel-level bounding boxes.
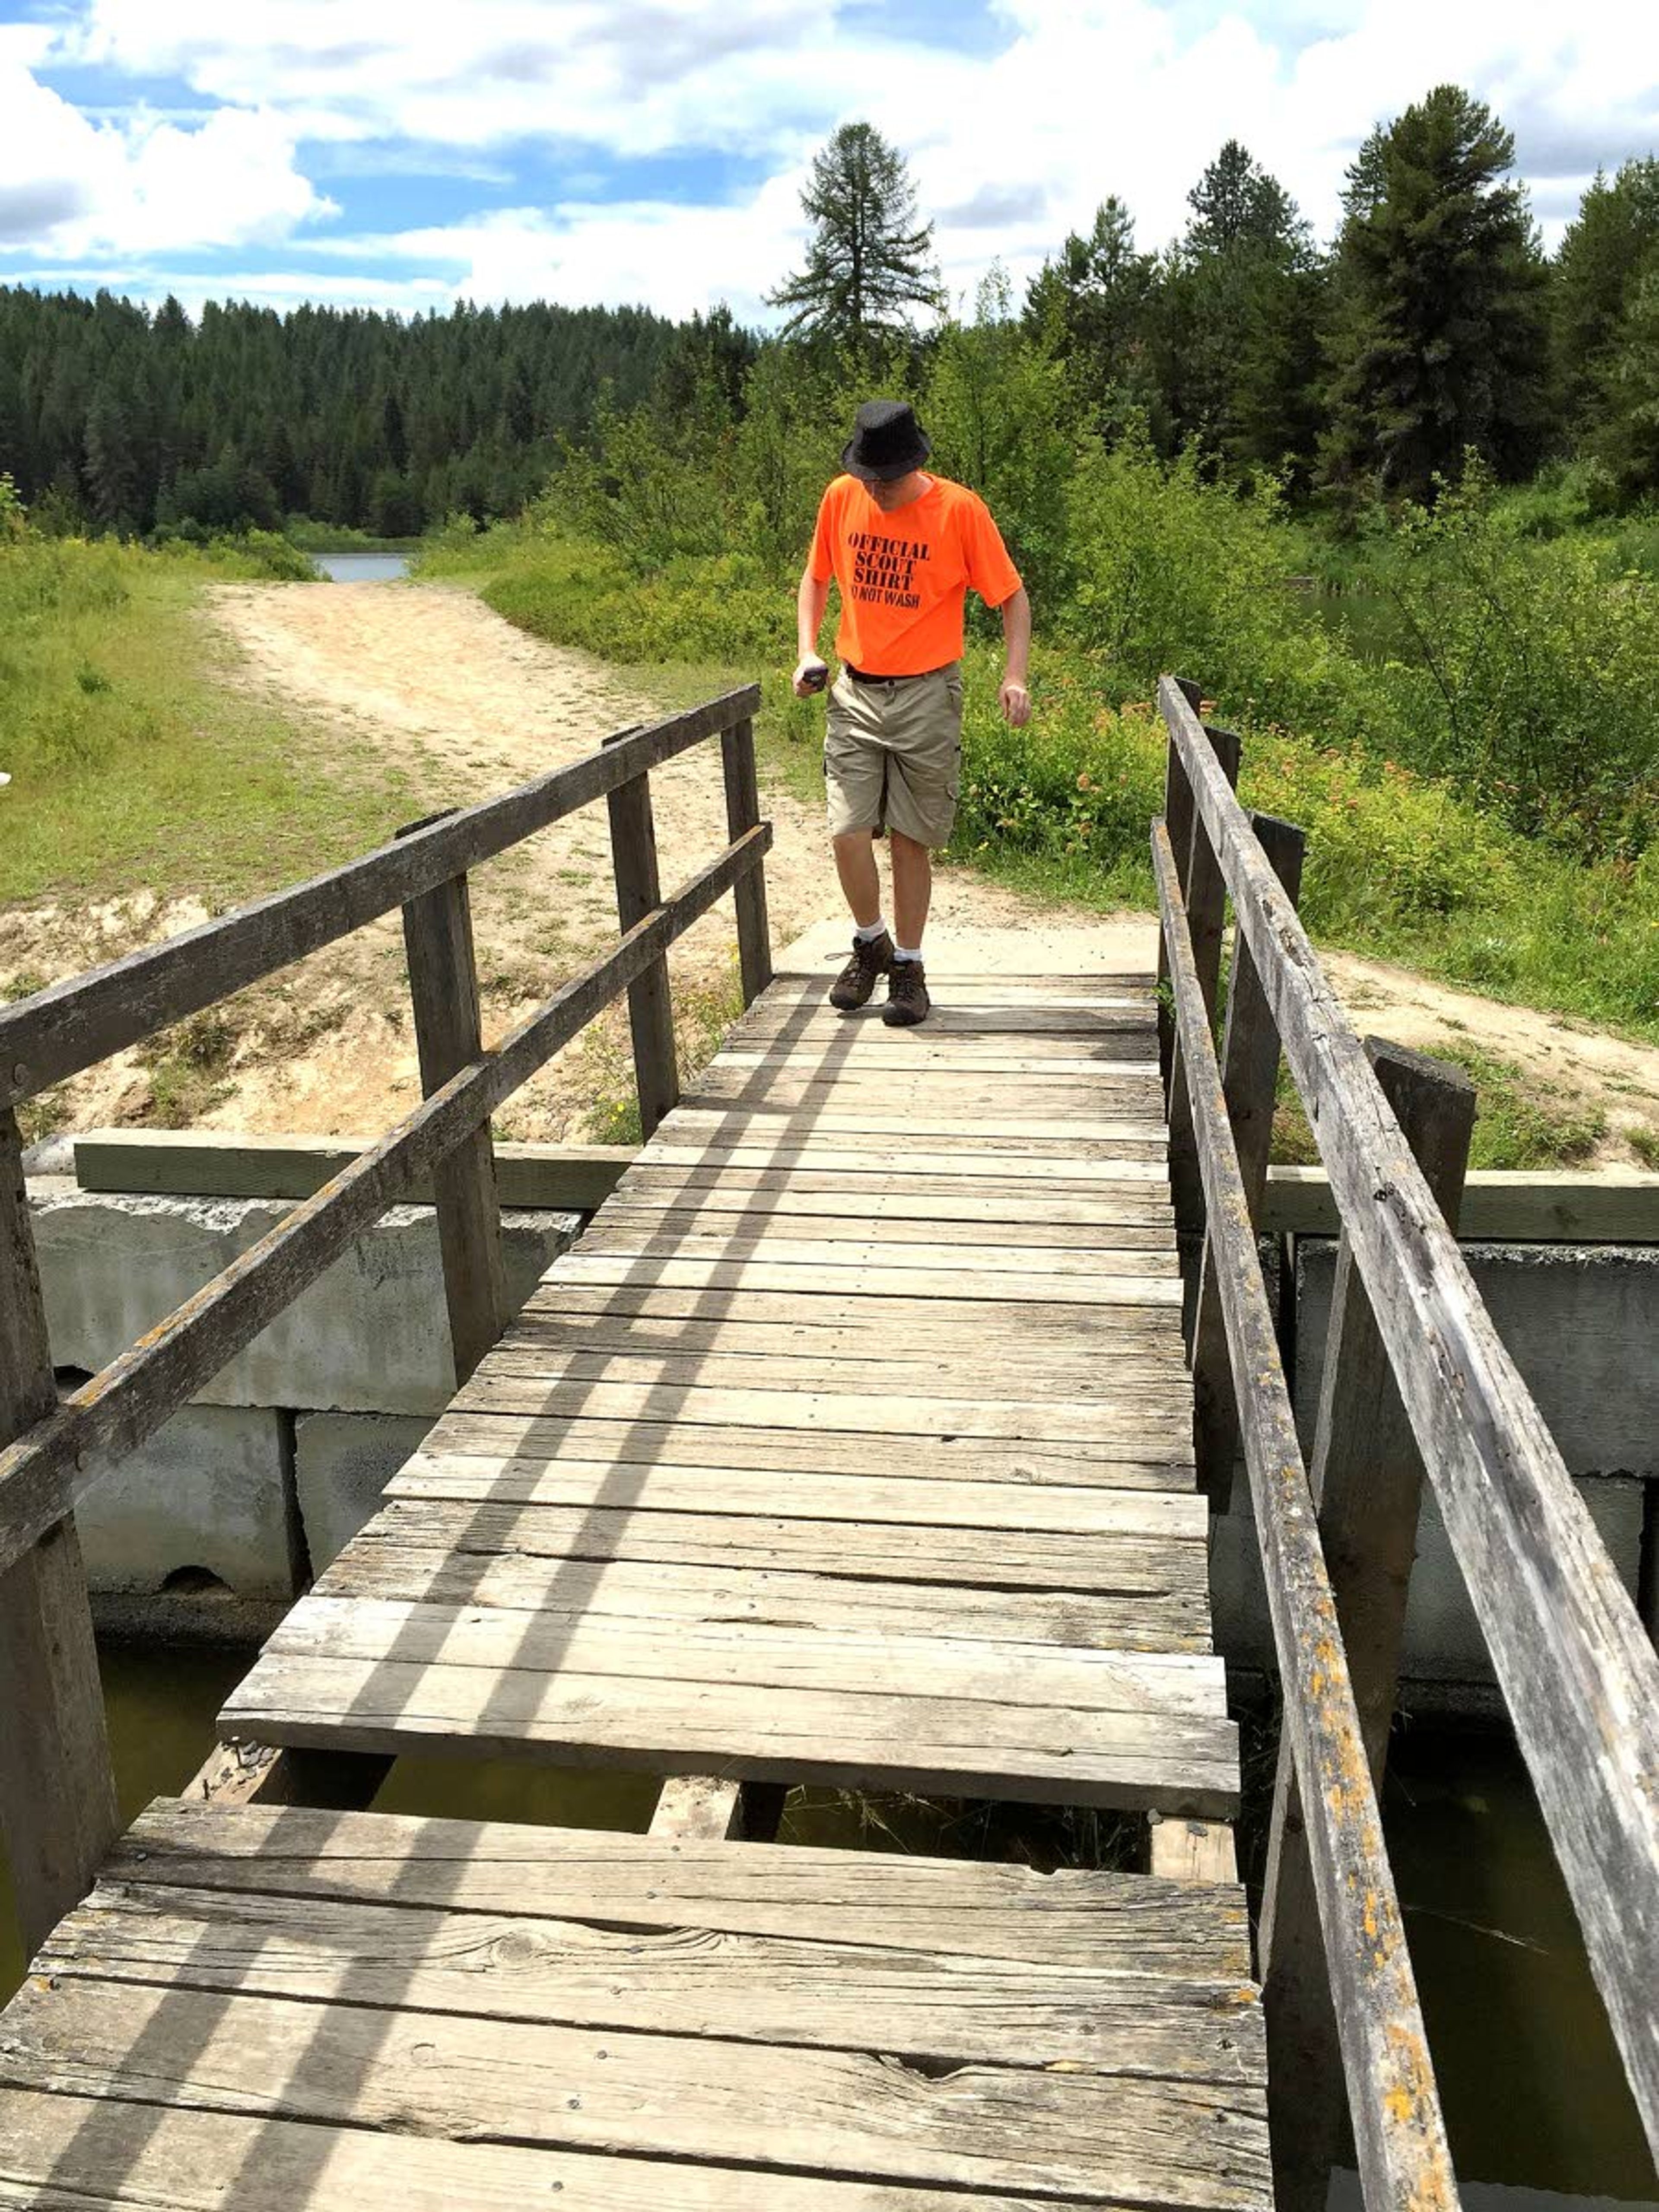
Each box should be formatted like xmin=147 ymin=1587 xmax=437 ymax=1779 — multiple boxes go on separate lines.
xmin=419 ymin=520 xmax=1659 ymax=1049
xmin=0 ymin=531 xmax=413 ymax=908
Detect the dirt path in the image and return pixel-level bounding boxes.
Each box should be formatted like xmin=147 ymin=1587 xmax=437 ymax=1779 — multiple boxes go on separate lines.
xmin=11 ymin=576 xmax=1659 ymax=1164
xmin=15 ymin=580 xmax=1070 ymax=1146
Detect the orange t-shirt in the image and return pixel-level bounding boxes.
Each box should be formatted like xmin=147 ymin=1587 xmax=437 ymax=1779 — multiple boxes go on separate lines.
xmin=808 ymin=473 xmax=1022 ymax=676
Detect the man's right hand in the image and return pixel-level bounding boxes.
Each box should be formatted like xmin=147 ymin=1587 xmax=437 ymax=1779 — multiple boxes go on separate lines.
xmin=792 ymin=657 xmax=829 ymax=698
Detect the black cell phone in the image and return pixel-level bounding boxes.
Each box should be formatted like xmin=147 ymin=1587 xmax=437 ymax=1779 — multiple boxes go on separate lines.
xmin=801 ymin=663 xmax=828 ymax=693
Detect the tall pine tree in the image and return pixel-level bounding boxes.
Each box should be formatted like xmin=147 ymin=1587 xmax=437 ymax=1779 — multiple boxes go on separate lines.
xmin=1321 ymin=87 xmax=1550 ymax=503
xmin=768 ymin=122 xmax=943 ymax=347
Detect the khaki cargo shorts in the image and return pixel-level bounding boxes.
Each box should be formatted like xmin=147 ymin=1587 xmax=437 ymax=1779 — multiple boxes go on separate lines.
xmin=825 ymin=661 xmax=963 ymax=849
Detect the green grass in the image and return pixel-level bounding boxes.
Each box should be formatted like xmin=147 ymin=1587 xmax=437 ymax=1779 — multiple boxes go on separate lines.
xmin=0 ymin=534 xmax=417 ymax=908
xmin=1272 ymin=1050 xmax=1609 ymax=1172
xmin=418 ymin=520 xmax=1659 ymax=1048
xmin=575 ymin=959 xmax=749 ymax=1145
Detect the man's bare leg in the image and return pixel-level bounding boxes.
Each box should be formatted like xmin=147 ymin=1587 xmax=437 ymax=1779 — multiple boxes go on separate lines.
xmin=890 ymin=831 xmax=932 ymax=952
xmin=832 ymin=830 xmax=883 ymax=927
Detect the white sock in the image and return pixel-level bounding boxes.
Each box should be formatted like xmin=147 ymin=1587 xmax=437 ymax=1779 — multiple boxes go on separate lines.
xmin=893 ymin=945 xmax=924 ymax=964
xmin=854 ymin=917 xmax=889 ymax=943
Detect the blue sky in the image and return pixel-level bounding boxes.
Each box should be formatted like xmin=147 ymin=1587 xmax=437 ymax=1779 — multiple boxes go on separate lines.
xmin=2 ymin=1 xmax=1656 ymax=321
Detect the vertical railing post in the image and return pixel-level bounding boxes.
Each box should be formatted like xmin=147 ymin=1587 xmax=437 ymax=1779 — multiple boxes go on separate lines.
xmin=1156 ymin=678 xmax=1202 ymax=1095
xmin=604 ymin=735 xmax=679 ymax=1140
xmin=398 ymin=819 xmax=508 ymax=1388
xmin=721 ymin=715 xmax=773 ymax=1007
xmin=1257 ymin=1039 xmax=1476 ymax=2212
xmin=0 ymin=1106 xmax=118 ymax=1957
xmin=1166 ymin=712 xmax=1242 ymax=1252
xmin=1190 ymin=813 xmax=1306 ymax=1506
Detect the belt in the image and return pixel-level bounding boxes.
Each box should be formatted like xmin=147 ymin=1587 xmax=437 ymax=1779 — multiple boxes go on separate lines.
xmin=842 ymin=662 xmax=947 ymax=685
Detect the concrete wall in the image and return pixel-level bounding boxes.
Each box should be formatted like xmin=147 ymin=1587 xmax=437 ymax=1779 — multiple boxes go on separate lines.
xmin=1211 ymin=1238 xmax=1659 ymax=1693
xmin=29 ymin=1178 xmax=579 ymax=1603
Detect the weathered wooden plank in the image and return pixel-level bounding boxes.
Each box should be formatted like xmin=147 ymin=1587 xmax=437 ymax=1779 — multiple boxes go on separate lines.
xmin=1150 ymin=1818 xmax=1239 ymax=1886
xmin=0 ymin=1980 xmax=1268 ymax=2205
xmin=70 ymin=1128 xmax=635 ymax=1211
xmin=541 ymin=1251 xmax=1182 ymax=1306
xmin=0 ymin=821 xmax=771 ymax=1577
xmin=1260 ymin=1163 xmax=1659 ymax=1244
xmin=616 ymin=1165 xmax=1175 ymax=1219
xmin=590 ymin=1202 xmax=1175 ymax=1250
xmin=315 ymin=1547 xmax=1213 ymax=1653
xmin=0 ymin=2089 xmax=1112 ymax=2212
xmin=222 ymin=1652 xmax=1236 ymax=1811
xmin=450 ymin=1371 xmax=1190 ymax=1444
xmin=1258 ymin=1040 xmax=1475 ymax=2212
xmin=650 ymin=1773 xmax=745 ymax=1839
xmin=342 ymin=1495 xmax=1208 ymax=1596
xmin=385 ymin=1463 xmax=1206 ymax=1541
xmin=1190 ymin=810 xmax=1304 ymax=1506
xmin=711 ymin=1043 xmax=1159 ymax=1072
xmin=606 ymin=745 xmax=679 ymax=1139
xmin=658 ymin=1107 xmax=1168 ymax=1153
xmin=770 ymin=969 xmax=1157 ymax=992
xmin=722 ymin=715 xmax=774 ymax=1004
xmin=1152 ymin=814 xmax=1455 ymax=2212
xmin=0 ymin=1106 xmax=118 ymax=1958
xmin=689 ymin=1065 xmax=1163 ymax=1099
xmin=1157 ymin=674 xmax=1204 ymax=1087
xmin=400 ymin=859 xmax=507 ymax=1386
xmin=625 ymin=1142 xmax=1167 ymax=1183
xmin=480 ymin=1342 xmax=1192 ymax=1401
xmin=423 ymin=1404 xmax=1193 ymax=1477
xmin=576 ymin=1227 xmax=1178 ymax=1279
xmin=520 ymin=1281 xmax=1192 ymax=1352
xmin=1163 ymin=671 xmax=1659 ymax=2161
xmin=110 ymin=1798 xmax=1252 ymax=1969
xmin=735 ymin=1007 xmax=1157 ymax=1037
xmin=39 ymin=1879 xmax=1259 ymax=2081
xmin=259 ymin=1593 xmax=1227 ymax=1714
xmin=1167 ymin=720 xmax=1241 ymax=1236
xmin=0 ymin=688 xmax=760 ymax=1108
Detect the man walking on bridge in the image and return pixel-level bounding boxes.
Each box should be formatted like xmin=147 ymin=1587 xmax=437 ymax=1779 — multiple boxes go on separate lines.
xmin=793 ymin=399 xmax=1031 ymax=1027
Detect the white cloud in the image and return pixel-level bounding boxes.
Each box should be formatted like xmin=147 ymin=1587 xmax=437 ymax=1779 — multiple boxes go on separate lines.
xmin=0 ymin=49 xmax=332 ymax=259
xmin=6 ymin=0 xmax=1657 ymax=312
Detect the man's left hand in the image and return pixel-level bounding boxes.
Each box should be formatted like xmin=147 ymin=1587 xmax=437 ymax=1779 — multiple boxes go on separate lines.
xmin=999 ymin=679 xmax=1031 ymax=728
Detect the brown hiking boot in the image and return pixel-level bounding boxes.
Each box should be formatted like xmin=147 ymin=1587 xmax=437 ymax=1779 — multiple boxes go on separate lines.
xmin=829 ymin=929 xmax=894 ymax=1011
xmin=883 ymin=958 xmax=930 ymax=1027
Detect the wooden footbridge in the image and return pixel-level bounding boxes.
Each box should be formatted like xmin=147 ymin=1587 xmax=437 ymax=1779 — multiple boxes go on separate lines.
xmin=1 ymin=683 xmax=1655 ymax=2210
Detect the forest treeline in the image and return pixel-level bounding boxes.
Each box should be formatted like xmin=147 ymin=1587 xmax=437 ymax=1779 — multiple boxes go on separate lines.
xmin=2 ymin=83 xmax=1656 ymax=542
xmin=0 ymin=292 xmax=684 ymax=538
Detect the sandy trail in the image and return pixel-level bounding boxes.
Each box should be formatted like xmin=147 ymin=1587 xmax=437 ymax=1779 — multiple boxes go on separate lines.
xmin=13 ymin=579 xmax=1066 ymax=1144
xmin=10 ymin=576 xmax=1659 ymax=1164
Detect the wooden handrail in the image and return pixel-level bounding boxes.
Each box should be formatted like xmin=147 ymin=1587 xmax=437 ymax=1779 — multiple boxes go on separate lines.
xmin=0 ymin=686 xmax=761 ymax=1108
xmin=0 ymin=822 xmax=770 ymax=1579
xmin=1153 ymin=822 xmax=1457 ymax=2212
xmin=1158 ymin=673 xmax=1659 ymax=2164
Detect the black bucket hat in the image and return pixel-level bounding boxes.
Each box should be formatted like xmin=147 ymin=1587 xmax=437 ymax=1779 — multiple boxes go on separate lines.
xmin=842 ymin=398 xmax=931 ymax=482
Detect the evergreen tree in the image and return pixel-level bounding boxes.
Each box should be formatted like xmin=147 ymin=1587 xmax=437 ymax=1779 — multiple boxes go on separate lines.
xmin=1554 ymin=160 xmax=1659 ymax=446
xmin=1594 ymin=265 xmax=1659 ymax=496
xmin=768 ymin=122 xmax=943 ymax=346
xmin=1186 ymin=139 xmax=1307 ymax=258
xmin=1321 ymin=86 xmax=1551 ymax=502
xmin=1157 ymin=143 xmax=1323 ymax=479
xmin=1023 ymin=198 xmax=1161 ymax=434
xmin=83 ymin=382 xmax=140 ymax=532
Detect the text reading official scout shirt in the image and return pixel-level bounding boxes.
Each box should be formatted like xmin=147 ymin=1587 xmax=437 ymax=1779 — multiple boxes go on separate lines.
xmin=808 ymin=474 xmax=1022 ymax=677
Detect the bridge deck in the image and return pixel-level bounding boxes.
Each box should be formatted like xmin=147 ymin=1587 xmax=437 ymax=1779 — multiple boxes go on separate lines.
xmin=222 ymin=943 xmax=1238 ymax=1816
xmin=0 ymin=1798 xmax=1269 ymax=2209
xmin=0 ymin=934 xmax=1269 ymax=2208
